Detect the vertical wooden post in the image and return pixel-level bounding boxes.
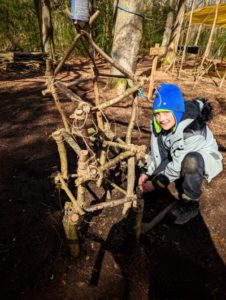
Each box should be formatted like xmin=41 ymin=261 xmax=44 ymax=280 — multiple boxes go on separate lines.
xmin=148 ymin=44 xmax=164 ymax=101
xmin=63 ymin=202 xmax=80 ymax=257
xmin=52 ymin=130 xmax=68 ymax=179
xmin=199 ymin=0 xmax=220 ymax=72
xmin=92 ymin=67 xmax=104 ymax=131
xmin=123 ymin=97 xmax=138 ymax=215
xmin=179 ymin=0 xmax=195 ymax=77
xmin=77 ymin=150 xmax=89 ymax=208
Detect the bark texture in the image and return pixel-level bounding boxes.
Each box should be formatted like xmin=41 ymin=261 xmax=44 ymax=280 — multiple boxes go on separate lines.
xmin=164 ymin=0 xmax=186 ymax=66
xmin=34 ymin=0 xmax=55 ymax=61
xmin=110 ymin=0 xmax=144 ymax=92
xmin=161 ymin=0 xmax=176 ymax=55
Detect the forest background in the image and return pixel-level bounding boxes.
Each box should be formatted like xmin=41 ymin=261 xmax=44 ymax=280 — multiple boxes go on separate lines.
xmin=1 ymin=0 xmax=226 ymax=62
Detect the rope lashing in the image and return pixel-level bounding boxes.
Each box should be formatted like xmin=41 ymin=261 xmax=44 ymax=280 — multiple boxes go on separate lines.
xmin=70 ymin=0 xmax=89 ymax=22
xmin=116 ymin=4 xmax=145 ymax=19
xmin=138 ymin=88 xmax=148 ymax=99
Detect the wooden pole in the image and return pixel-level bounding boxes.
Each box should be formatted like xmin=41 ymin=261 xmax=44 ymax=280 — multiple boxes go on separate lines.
xmin=63 ymin=202 xmax=80 ymax=257
xmin=92 ymin=82 xmax=143 ymax=111
xmin=54 ymin=33 xmax=84 ymax=77
xmin=92 ymin=67 xmax=104 ymax=131
xmin=148 ymin=44 xmax=164 ymax=100
xmin=52 ymin=130 xmax=68 ymax=179
xmin=141 ymin=201 xmax=177 ymax=234
xmin=50 ymin=84 xmax=70 ymax=132
xmin=179 ymin=0 xmax=195 ymax=77
xmin=56 ymin=173 xmax=84 ymax=215
xmin=77 ymin=150 xmax=89 ymax=208
xmin=81 ymin=30 xmax=136 ymax=82
xmin=123 ymin=97 xmax=138 ymax=215
xmin=199 ymin=0 xmax=220 ymax=72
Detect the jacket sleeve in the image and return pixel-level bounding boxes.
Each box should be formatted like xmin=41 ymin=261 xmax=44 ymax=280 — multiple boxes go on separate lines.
xmin=146 ymin=151 xmax=156 ymax=176
xmin=161 ymin=134 xmax=206 ymax=182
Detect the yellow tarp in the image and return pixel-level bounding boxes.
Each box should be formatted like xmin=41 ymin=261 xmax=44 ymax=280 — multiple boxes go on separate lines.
xmin=185 ymin=4 xmax=226 ymax=28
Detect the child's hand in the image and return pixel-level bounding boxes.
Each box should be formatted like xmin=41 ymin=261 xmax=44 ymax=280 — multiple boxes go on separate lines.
xmin=142 ymin=180 xmax=155 ymax=193
xmin=138 ymin=173 xmax=149 ymax=192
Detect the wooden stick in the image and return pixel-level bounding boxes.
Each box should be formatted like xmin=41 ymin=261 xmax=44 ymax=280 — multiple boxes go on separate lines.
xmin=57 ymin=173 xmax=84 ymax=215
xmin=199 ymin=0 xmax=220 ymax=73
xmin=81 ymin=30 xmax=136 ymax=81
xmin=50 ymin=84 xmax=70 ymax=132
xmin=219 ymin=68 xmax=226 ymax=89
xmin=63 ymin=202 xmax=80 ymax=257
xmin=52 ymin=130 xmax=68 ymax=179
xmin=141 ymin=201 xmax=177 ymax=234
xmin=55 ymin=81 xmax=88 ymax=105
xmin=100 ymin=151 xmax=134 ymax=172
xmin=54 ymin=32 xmax=84 ymax=76
xmin=89 ymin=10 xmax=100 ymax=25
xmin=96 ymin=144 xmax=107 ymax=187
xmin=123 ymin=98 xmax=138 ymax=215
xmin=77 ymin=150 xmax=89 ymax=208
xmin=105 ymin=179 xmax=127 ymax=196
xmin=60 ymin=129 xmax=81 ymax=155
xmin=84 ymin=196 xmax=135 ymax=212
xmin=179 ymin=0 xmax=195 ymax=77
xmin=92 ymin=82 xmax=143 ymax=111
xmin=92 ymin=68 xmax=104 ymax=130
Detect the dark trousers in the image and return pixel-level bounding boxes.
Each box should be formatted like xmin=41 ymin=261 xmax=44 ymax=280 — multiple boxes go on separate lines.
xmin=155 ymin=152 xmax=205 ymax=201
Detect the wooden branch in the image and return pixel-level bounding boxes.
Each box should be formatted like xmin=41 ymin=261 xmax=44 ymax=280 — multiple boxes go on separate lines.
xmin=81 ymin=30 xmax=136 ymax=81
xmin=50 ymin=84 xmax=70 ymax=132
xmin=105 ymin=179 xmax=127 ymax=196
xmin=100 ymin=151 xmax=134 ymax=172
xmin=97 ymin=72 xmax=127 ymax=79
xmin=84 ymin=196 xmax=136 ymax=212
xmin=54 ymin=32 xmax=84 ymax=76
xmin=56 ymin=173 xmax=84 ymax=215
xmin=52 ymin=130 xmax=68 ymax=179
xmin=199 ymin=0 xmax=220 ymax=72
xmin=126 ymin=97 xmax=138 ymax=144
xmin=92 ymin=68 xmax=104 ymax=130
xmin=55 ymin=81 xmax=88 ymax=105
xmin=141 ymin=201 xmax=177 ymax=234
xmin=64 ymin=75 xmax=93 ymax=87
xmin=89 ymin=10 xmax=100 ymax=25
xmin=63 ymin=202 xmax=80 ymax=257
xmin=179 ymin=0 xmax=195 ymax=77
xmin=124 ymin=97 xmax=137 ymax=215
xmin=96 ymin=145 xmax=107 ymax=187
xmin=92 ymin=82 xmax=143 ymax=111
xmin=60 ymin=129 xmax=81 ymax=155
xmin=77 ymin=150 xmax=89 ymax=208
xmin=148 ymin=44 xmax=164 ymax=100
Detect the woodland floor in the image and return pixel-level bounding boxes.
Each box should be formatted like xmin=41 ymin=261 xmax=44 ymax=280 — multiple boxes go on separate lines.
xmin=0 ymin=56 xmax=226 ymax=300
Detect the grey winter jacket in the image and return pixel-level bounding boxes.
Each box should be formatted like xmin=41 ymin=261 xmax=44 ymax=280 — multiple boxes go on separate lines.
xmin=146 ymin=100 xmax=223 ymax=183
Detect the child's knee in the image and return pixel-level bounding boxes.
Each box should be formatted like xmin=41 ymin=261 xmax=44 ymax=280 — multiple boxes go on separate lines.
xmin=182 ymin=152 xmax=204 ymax=174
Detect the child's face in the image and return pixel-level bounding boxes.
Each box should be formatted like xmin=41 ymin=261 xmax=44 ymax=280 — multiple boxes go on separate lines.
xmin=154 ymin=111 xmax=176 ymax=131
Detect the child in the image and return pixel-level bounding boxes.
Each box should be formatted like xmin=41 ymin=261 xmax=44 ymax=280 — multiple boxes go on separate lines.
xmin=139 ymin=83 xmax=223 ymax=224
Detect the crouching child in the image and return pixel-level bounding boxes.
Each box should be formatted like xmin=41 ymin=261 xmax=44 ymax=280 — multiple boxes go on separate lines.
xmin=139 ymin=83 xmax=223 ymax=224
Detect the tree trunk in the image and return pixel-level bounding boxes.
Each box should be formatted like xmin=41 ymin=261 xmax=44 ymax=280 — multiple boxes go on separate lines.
xmin=161 ymin=0 xmax=176 ymax=55
xmin=164 ymin=0 xmax=186 ymax=67
xmin=109 ymin=0 xmax=144 ymax=93
xmin=34 ymin=0 xmax=55 ymax=61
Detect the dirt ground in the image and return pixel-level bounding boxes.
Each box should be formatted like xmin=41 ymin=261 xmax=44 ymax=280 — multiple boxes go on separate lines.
xmin=0 ymin=57 xmax=226 ymax=300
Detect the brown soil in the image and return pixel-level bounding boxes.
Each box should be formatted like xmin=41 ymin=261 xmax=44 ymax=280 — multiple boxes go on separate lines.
xmin=0 ymin=57 xmax=226 ymax=300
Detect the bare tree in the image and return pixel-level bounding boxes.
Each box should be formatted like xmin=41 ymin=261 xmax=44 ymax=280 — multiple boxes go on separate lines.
xmin=34 ymin=0 xmax=55 ymax=61
xmin=161 ymin=0 xmax=177 ymax=55
xmin=164 ymin=0 xmax=186 ymax=66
